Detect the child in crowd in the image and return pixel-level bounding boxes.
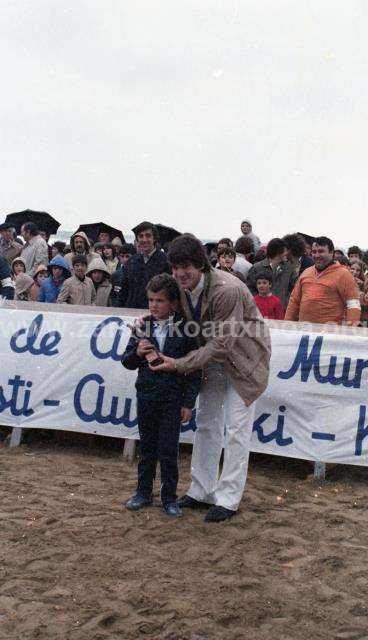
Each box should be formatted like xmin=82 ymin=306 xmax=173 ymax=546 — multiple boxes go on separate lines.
xmin=122 ymin=273 xmax=201 ymax=517
xmin=217 ymin=247 xmax=245 ymax=281
xmin=57 ymin=255 xmax=96 ymax=305
xmin=254 ymin=272 xmax=285 ymax=320
xmin=38 ymin=256 xmax=71 ymax=303
xmin=11 ymin=257 xmax=26 ymax=280
xmin=29 ymin=264 xmax=48 ymax=301
xmin=14 ymin=273 xmax=34 ymax=301
xmin=102 ymin=243 xmax=119 ymax=274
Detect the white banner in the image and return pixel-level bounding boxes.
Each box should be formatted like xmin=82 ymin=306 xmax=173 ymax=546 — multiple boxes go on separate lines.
xmin=1 ymin=307 xmax=368 ymax=465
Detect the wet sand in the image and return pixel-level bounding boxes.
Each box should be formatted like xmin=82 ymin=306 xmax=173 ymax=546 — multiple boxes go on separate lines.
xmin=1 ymin=434 xmax=368 ymax=640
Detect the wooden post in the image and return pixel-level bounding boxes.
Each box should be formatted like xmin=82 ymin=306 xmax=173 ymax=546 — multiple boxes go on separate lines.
xmin=314 ymin=461 xmax=326 ymax=481
xmin=9 ymin=427 xmax=23 ymax=448
xmin=123 ymin=438 xmax=136 ymax=463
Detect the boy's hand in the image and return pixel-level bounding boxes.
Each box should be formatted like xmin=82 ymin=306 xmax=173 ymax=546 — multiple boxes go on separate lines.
xmin=181 ymin=408 xmax=192 ymax=424
xmin=136 ymin=339 xmax=154 ymax=357
xmin=149 ymin=355 xmax=176 ymax=371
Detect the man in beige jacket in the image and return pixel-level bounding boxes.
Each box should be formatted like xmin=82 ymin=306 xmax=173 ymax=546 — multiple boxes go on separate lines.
xmin=150 ymin=234 xmax=271 ymax=522
xmin=57 ymin=255 xmax=96 ymax=305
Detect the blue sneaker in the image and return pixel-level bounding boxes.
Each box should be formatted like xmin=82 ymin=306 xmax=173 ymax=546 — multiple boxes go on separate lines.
xmin=125 ymin=495 xmax=153 ymax=511
xmin=162 ymin=502 xmax=183 ymax=517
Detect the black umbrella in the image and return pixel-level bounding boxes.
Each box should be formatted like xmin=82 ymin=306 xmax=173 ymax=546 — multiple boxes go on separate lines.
xmin=131 ymin=222 xmax=181 ymax=247
xmin=75 ymin=222 xmax=125 ymax=244
xmin=5 ymin=209 xmax=60 ymax=235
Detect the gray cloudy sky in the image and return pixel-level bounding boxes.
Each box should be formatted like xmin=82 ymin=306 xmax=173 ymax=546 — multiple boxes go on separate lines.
xmin=0 ymin=0 xmax=367 ymax=245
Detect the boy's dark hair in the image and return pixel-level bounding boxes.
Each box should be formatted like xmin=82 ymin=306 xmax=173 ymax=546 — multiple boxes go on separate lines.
xmin=347 ymin=245 xmax=363 ymax=258
xmin=266 ymin=238 xmax=286 ymax=259
xmin=254 ymin=249 xmax=267 ymax=263
xmin=167 ymin=234 xmax=211 ymax=272
xmin=119 ymin=243 xmax=136 ymax=256
xmin=282 ymin=233 xmax=306 ymax=258
xmin=217 ymin=237 xmax=233 ymax=248
xmin=314 ymin=236 xmax=334 ymax=253
xmin=133 ymin=221 xmax=159 ymax=243
xmin=234 ymin=236 xmax=253 ymax=256
xmin=217 ymin=246 xmax=236 ymax=259
xmin=72 ymin=254 xmax=88 ymax=267
xmin=146 ymin=273 xmax=181 ymax=302
xmin=256 ymin=271 xmax=273 ymax=285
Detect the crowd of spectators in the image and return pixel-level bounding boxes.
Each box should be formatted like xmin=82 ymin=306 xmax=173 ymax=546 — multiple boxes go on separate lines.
xmin=0 ymin=217 xmax=367 ymax=326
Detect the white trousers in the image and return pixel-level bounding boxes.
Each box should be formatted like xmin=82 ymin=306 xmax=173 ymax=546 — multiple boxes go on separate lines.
xmin=187 ymin=364 xmax=255 ymax=511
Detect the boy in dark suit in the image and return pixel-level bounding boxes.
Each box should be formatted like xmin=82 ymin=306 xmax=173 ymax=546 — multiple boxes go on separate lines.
xmin=122 ymin=273 xmax=201 ymax=517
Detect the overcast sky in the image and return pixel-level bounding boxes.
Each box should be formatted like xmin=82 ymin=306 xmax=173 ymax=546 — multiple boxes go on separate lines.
xmin=0 ymin=0 xmax=367 ymax=246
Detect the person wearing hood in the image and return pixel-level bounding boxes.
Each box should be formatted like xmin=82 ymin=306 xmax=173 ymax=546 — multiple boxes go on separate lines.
xmin=240 ymin=220 xmax=261 ymax=253
xmin=11 ymin=256 xmax=26 ymax=280
xmin=29 ymin=264 xmax=48 ymax=301
xmin=14 ymin=273 xmax=34 ymax=301
xmin=86 ymin=257 xmax=112 ymax=306
xmin=64 ymin=231 xmax=100 ymax=270
xmin=0 ymin=256 xmax=14 ymax=299
xmin=38 ymin=255 xmax=71 ymax=303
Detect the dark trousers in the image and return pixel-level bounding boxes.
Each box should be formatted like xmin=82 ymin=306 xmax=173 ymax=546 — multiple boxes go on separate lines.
xmin=136 ymin=397 xmax=182 ymax=504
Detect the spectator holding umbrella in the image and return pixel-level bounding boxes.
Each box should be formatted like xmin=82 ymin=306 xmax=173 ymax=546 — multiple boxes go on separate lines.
xmin=20 ymin=222 xmax=49 ymax=276
xmin=117 ymin=222 xmax=170 ymax=309
xmin=0 ymin=222 xmax=22 ymax=265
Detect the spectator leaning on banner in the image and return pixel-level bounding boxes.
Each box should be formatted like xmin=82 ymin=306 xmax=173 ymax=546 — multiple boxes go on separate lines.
xmin=86 ymin=257 xmax=112 ymax=306
xmin=57 ymin=255 xmax=96 ymax=305
xmin=0 ymin=222 xmax=22 ymax=265
xmin=285 ymin=236 xmax=361 ymax=325
xmin=20 ymin=222 xmax=49 ymax=276
xmin=38 ymin=255 xmax=71 ymax=303
xmin=0 ymin=255 xmax=15 ymax=299
xmin=118 ymin=221 xmax=170 ymax=309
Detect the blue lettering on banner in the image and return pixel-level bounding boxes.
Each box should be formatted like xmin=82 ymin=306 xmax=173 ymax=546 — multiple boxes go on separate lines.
xmin=74 ymin=373 xmax=137 ymax=427
xmin=0 ymin=375 xmax=34 ymax=416
xmin=10 ymin=314 xmax=61 ymax=357
xmin=252 ymin=405 xmax=293 ymax=446
xmin=278 ymin=335 xmax=368 ymax=389
xmin=90 ymin=317 xmax=126 ymax=361
xmin=355 ymin=405 xmax=368 ymax=456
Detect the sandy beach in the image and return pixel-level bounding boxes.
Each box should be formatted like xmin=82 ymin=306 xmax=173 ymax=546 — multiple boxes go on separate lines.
xmin=1 ymin=433 xmax=368 ymax=640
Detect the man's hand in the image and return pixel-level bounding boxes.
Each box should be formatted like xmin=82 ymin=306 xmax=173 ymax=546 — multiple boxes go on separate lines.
xmin=181 ymin=408 xmax=192 ymax=424
xmin=149 ymin=355 xmax=177 ymax=371
xmin=136 ymin=339 xmax=154 ymax=358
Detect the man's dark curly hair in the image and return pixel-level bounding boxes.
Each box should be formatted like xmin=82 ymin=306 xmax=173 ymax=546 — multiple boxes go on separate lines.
xmin=167 ymin=234 xmax=211 ymax=271
xmin=282 ymin=233 xmax=306 ymax=258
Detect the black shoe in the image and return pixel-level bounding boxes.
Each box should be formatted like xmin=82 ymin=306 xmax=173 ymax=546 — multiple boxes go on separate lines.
xmin=177 ymin=495 xmax=212 ymax=510
xmin=162 ymin=502 xmax=183 ymax=517
xmin=204 ymin=506 xmax=236 ymax=523
xmin=125 ymin=495 xmax=152 ymax=511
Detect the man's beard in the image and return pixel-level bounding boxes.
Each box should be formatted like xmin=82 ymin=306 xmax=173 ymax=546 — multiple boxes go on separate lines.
xmin=75 ymin=247 xmax=85 ymax=254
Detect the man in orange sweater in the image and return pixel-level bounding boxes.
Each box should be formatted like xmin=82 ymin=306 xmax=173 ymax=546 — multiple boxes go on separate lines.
xmin=285 ymin=236 xmax=361 ymax=325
